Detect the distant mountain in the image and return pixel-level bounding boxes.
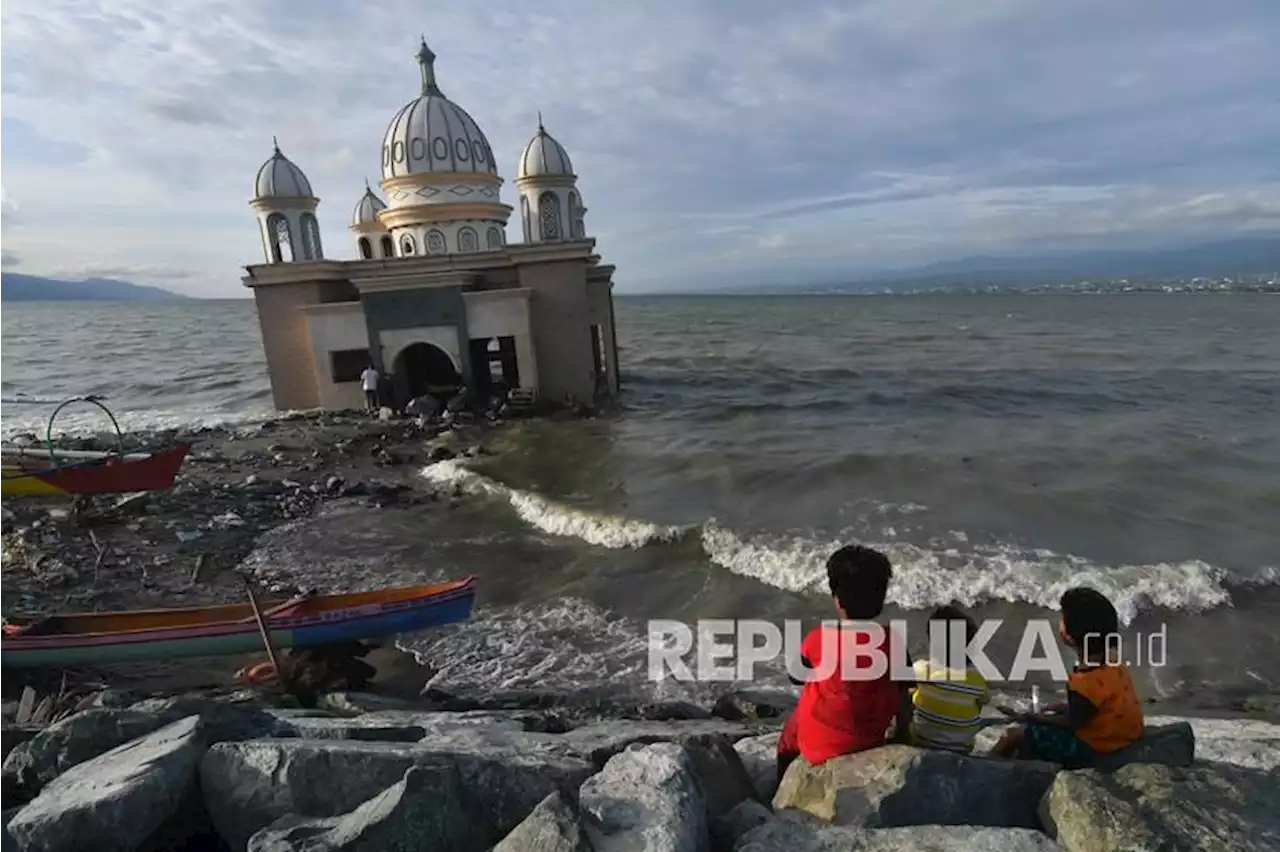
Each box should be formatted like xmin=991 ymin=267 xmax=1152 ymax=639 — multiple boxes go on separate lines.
xmin=0 ymin=273 xmax=188 ymax=302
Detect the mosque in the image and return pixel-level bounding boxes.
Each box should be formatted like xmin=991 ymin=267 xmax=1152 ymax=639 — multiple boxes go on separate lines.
xmin=242 ymin=38 xmax=620 ymax=413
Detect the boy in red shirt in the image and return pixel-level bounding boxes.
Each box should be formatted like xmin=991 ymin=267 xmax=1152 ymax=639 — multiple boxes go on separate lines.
xmin=776 ymin=545 xmax=912 ymax=784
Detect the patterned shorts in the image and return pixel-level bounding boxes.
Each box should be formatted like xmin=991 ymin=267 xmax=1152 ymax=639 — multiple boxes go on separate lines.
xmin=1020 ymin=723 xmax=1097 ymax=769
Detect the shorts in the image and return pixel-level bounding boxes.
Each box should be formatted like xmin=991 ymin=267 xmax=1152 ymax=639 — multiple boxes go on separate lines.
xmin=1019 ymin=722 xmax=1096 ymax=769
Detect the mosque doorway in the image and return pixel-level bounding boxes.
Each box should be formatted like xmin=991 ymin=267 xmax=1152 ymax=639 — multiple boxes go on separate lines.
xmin=392 ymin=342 xmax=461 ymax=406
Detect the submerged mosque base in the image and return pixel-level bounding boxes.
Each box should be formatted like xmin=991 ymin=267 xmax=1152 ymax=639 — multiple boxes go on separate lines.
xmin=242 ymin=36 xmax=619 ymax=413
xmin=244 ymin=241 xmax=618 ymax=412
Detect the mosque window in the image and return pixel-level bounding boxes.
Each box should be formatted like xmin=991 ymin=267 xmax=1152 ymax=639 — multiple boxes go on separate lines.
xmin=457 ymin=227 xmax=478 ymax=253
xmin=358 ymin=237 xmax=372 ymax=259
xmin=520 ymin=197 xmax=531 ymax=243
xmin=401 ymin=235 xmax=416 ymax=255
xmin=300 ymin=213 xmax=323 ymax=260
xmin=538 ymin=191 xmax=562 ymax=240
xmin=487 ymin=227 xmax=503 ymax=249
xmin=268 ymin=214 xmax=294 ymax=262
xmin=426 ymin=229 xmax=447 ymax=254
xmin=380 ymin=236 xmax=394 ymax=257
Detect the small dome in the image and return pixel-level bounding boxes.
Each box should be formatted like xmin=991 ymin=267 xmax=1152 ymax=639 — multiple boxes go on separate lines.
xmin=381 ymin=39 xmax=498 ymax=180
xmin=254 ymin=139 xmax=314 ymax=199
xmin=351 ymin=184 xmax=387 ymax=226
xmin=517 ymin=118 xmax=574 ymax=179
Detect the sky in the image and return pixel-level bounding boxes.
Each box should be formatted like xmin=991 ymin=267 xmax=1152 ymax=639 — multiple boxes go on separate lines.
xmin=1 ymin=0 xmax=1278 ymax=297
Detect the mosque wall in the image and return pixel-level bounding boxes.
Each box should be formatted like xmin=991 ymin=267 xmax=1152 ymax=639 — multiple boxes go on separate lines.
xmin=303 ymin=302 xmax=369 ymax=410
xmin=361 ymin=286 xmax=473 ymax=386
xmin=388 ymin=219 xmax=507 ymax=257
xmin=251 ymin=282 xmax=324 ymax=411
xmin=516 ymin=258 xmax=597 ymax=404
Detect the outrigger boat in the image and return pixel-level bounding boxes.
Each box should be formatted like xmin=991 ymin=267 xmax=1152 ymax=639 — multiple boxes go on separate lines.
xmin=1 ymin=577 xmax=478 ymax=668
xmin=1 ymin=395 xmax=191 ymax=497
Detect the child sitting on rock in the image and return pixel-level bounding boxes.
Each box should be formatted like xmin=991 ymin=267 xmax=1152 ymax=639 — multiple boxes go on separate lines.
xmin=776 ymin=545 xmax=913 ymax=786
xmin=909 ymin=605 xmax=989 ymax=754
xmin=990 ymin=587 xmax=1144 ymax=768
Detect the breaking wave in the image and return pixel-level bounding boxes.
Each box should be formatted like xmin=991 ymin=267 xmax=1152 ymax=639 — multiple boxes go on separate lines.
xmin=421 ymin=460 xmax=1280 ymax=626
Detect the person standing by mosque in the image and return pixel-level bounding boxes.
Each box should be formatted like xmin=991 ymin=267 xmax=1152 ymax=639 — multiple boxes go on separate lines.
xmin=360 ymin=364 xmax=381 ymax=412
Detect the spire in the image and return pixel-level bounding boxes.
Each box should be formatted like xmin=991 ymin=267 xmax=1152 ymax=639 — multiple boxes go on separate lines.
xmin=272 ymin=135 xmax=280 ymax=155
xmin=417 ymin=37 xmax=440 ymax=95
xmin=537 ymin=111 xmax=545 ymax=133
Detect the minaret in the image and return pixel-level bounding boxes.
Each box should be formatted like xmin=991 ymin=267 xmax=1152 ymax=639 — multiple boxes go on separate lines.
xmin=350 ymin=179 xmax=392 ymax=259
xmin=250 ymin=139 xmax=323 ymax=263
xmin=515 ymin=115 xmax=585 ymax=243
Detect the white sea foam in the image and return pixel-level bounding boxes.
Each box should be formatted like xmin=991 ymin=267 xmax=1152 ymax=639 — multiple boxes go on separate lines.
xmin=426 ymin=460 xmax=1276 ymax=625
xmin=401 ymin=596 xmax=708 ymax=702
xmin=421 ymin=460 xmax=691 ymax=549
xmin=699 ymin=522 xmax=1257 ymax=625
xmin=0 ymin=405 xmax=276 ymax=440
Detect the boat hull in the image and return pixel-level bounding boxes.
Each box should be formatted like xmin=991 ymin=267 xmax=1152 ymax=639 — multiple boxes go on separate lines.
xmin=0 ymin=443 xmax=191 ymax=497
xmin=2 ymin=578 xmax=476 ymax=668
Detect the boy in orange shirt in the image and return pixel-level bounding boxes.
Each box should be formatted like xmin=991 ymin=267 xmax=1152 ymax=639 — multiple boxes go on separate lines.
xmin=776 ymin=545 xmax=913 ymax=785
xmin=991 ymin=587 xmax=1144 ymax=768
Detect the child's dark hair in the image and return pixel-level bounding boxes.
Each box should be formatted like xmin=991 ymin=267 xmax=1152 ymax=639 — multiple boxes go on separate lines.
xmin=1060 ymin=587 xmax=1120 ymax=661
xmin=826 ymin=545 xmax=892 ymax=619
xmin=930 ymin=605 xmax=976 ymax=641
xmin=928 ymin=604 xmax=976 ymax=665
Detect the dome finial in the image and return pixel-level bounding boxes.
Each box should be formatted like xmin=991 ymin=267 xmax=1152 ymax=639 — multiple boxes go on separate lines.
xmin=537 ymin=111 xmax=545 ymax=133
xmin=272 ymin=135 xmax=280 ymax=154
xmin=417 ymin=37 xmax=440 ymax=95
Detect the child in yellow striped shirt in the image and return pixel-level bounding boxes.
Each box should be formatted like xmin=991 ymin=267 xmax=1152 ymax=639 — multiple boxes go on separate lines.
xmin=910 ymin=605 xmax=989 ymax=753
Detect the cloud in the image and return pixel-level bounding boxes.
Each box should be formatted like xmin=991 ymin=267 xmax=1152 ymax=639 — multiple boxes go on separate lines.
xmin=2 ymin=251 xmax=20 ymax=268
xmin=0 ymin=0 xmax=1277 ymax=295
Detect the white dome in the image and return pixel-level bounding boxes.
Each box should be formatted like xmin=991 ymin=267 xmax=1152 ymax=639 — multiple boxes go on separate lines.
xmin=351 ymin=184 xmax=387 ymax=226
xmin=517 ymin=119 xmax=574 ymax=179
xmin=380 ymin=40 xmax=497 ymax=180
xmin=254 ymin=140 xmax=314 ymax=199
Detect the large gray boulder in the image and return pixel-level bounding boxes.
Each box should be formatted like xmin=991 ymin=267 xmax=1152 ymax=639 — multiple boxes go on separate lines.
xmin=2 ymin=710 xmax=165 ymax=801
xmin=246 ymin=765 xmax=471 ymax=852
xmin=1039 ymin=761 xmax=1280 ymax=852
xmin=579 ymin=742 xmax=709 ymax=852
xmin=552 ymin=720 xmax=751 ymax=768
xmin=735 ymin=819 xmax=1064 ymax=851
xmin=492 ymin=791 xmax=594 ymax=852
xmin=201 ymin=735 xmax=595 ymax=851
xmin=772 ymin=745 xmax=1057 ymax=829
xmin=1146 ymin=714 xmax=1280 ymax=771
xmin=711 ymin=689 xmax=797 ymax=723
xmin=3 ymin=697 xmax=283 ymax=801
xmin=1091 ymin=721 xmax=1194 ymax=771
xmin=733 ymin=733 xmax=781 ymax=801
xmin=6 ymin=715 xmax=204 ymax=852
xmin=710 ymin=800 xmax=773 ymax=850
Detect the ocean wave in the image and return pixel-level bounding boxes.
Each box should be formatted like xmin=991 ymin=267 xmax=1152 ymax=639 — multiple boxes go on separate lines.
xmin=699 ymin=523 xmax=1261 ymax=625
xmin=424 ymin=461 xmax=1278 ymax=625
xmin=421 ymin=460 xmax=693 ymax=548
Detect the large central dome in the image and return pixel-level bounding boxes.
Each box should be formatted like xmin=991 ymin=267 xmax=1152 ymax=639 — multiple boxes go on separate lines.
xmin=380 ymin=39 xmax=497 ymax=180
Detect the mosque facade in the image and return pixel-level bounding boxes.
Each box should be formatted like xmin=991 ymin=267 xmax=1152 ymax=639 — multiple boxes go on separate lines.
xmin=243 ymin=38 xmax=619 ymax=413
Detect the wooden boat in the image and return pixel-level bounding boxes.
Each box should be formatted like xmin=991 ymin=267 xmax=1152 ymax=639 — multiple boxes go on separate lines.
xmin=1 ymin=443 xmax=192 ymax=497
xmin=0 ymin=394 xmax=191 ymax=497
xmin=1 ymin=577 xmax=477 ymax=668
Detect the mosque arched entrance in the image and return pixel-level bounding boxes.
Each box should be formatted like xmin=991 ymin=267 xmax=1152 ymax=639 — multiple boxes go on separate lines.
xmin=392 ymin=342 xmax=462 ymax=404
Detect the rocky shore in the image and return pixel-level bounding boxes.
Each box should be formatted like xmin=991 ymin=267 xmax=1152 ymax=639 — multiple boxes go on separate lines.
xmin=4 ymin=410 xmax=1280 ymax=850
xmin=2 ymin=682 xmax=1278 ymax=852
xmin=1 ymin=409 xmax=507 ymax=697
